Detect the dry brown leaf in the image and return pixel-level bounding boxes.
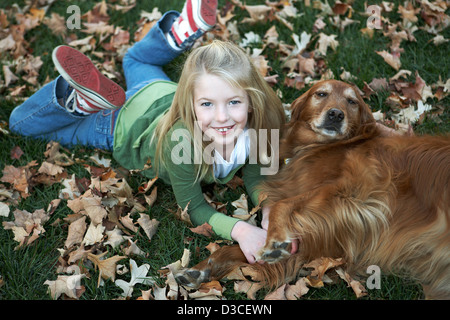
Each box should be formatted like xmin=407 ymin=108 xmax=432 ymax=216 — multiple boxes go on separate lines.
xmin=316 ymin=33 xmax=339 ymax=55
xmin=188 ymin=280 xmax=224 ymax=299
xmin=88 ymin=252 xmax=126 ymax=287
xmin=144 ymin=186 xmax=157 ymax=207
xmin=1 ymin=163 xmax=36 ymax=198
xmin=189 ymin=222 xmax=214 ymax=238
xmin=38 ymin=161 xmax=64 ymax=176
xmin=376 ymin=50 xmax=401 ymax=70
xmin=44 ymin=274 xmax=86 ymax=300
xmin=241 ymin=4 xmax=273 ymax=24
xmin=43 ymin=12 xmax=66 ymax=36
xmin=2 ymin=208 xmax=50 ymax=249
xmin=82 ymin=222 xmax=105 ymax=246
xmin=285 ymin=277 xmax=310 ymax=300
xmin=264 ymin=283 xmax=287 ymax=300
xmin=3 ymin=65 xmax=19 ymax=87
xmin=335 ymin=267 xmax=368 ymax=298
xmin=0 ymin=202 xmax=10 ymax=218
xmin=304 ymin=257 xmax=345 ymax=287
xmin=64 ymin=216 xmax=87 ymax=249
xmin=137 ymin=213 xmax=159 ymax=241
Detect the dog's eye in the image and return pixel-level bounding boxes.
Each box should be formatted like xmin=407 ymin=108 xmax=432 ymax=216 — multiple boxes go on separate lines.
xmin=347 ymin=99 xmax=357 ymax=105
xmin=316 ymin=92 xmax=328 ymax=98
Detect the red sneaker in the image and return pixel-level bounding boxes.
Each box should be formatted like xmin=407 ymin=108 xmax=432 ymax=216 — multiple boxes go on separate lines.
xmin=170 ymin=0 xmax=218 ymax=49
xmin=52 ymin=45 xmax=125 ymax=112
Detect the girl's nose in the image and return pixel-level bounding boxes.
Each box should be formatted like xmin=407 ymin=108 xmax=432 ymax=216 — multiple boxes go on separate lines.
xmin=215 ymin=104 xmax=229 ymax=123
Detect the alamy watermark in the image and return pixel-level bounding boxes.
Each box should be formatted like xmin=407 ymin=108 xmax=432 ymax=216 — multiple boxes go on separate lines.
xmin=170 ymin=123 xmax=280 ymax=175
xmin=366 ymin=265 xmax=381 ymax=289
xmin=66 ymin=5 xmax=81 ymax=30
xmin=366 ymin=5 xmax=383 ymax=30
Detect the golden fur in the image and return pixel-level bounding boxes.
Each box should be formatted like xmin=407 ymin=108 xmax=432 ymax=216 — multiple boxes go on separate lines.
xmin=176 ymin=80 xmax=450 ymax=299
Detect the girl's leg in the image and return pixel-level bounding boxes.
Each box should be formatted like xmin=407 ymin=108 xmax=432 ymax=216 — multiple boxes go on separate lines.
xmin=122 ymin=11 xmax=182 ymax=99
xmin=122 ymin=0 xmax=218 ymax=98
xmin=9 ymin=76 xmax=117 ymax=151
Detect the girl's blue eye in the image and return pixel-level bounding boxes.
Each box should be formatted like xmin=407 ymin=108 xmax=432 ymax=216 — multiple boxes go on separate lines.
xmin=201 ymin=102 xmax=212 ymax=107
xmin=229 ymin=100 xmax=240 ymax=105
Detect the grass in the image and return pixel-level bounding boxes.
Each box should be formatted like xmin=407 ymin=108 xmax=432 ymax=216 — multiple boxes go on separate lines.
xmin=0 ymin=0 xmax=448 ymax=300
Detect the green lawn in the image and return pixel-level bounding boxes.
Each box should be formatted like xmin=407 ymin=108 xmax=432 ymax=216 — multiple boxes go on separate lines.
xmin=0 ymin=0 xmax=448 ymax=300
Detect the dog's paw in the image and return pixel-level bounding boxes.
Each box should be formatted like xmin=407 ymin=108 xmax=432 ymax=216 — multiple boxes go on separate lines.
xmin=174 ymin=266 xmax=211 ymax=289
xmin=257 ymin=240 xmax=291 ymax=263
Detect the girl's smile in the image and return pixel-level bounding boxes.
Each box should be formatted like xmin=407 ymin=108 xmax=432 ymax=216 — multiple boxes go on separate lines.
xmin=194 ymin=73 xmax=250 ymax=160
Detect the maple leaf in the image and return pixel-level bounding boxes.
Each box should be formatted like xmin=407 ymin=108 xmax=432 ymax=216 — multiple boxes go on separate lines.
xmin=2 ymin=208 xmax=51 ymax=249
xmin=44 ymin=273 xmax=86 ymax=300
xmin=304 ymin=257 xmax=345 ymax=288
xmin=315 ymin=33 xmax=339 ymax=56
xmin=87 ymin=252 xmax=127 ymax=287
xmin=82 ymin=222 xmax=105 ymax=246
xmin=115 ymin=259 xmax=154 ymax=297
xmin=1 ymin=162 xmax=37 ymax=198
xmin=44 ymin=141 xmax=74 ymax=167
xmin=58 ymin=174 xmax=81 ymax=200
xmin=38 ymin=161 xmax=64 ymax=176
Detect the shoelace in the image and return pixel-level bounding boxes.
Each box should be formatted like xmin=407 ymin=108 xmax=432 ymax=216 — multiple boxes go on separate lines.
xmin=64 ymin=88 xmax=77 ymax=113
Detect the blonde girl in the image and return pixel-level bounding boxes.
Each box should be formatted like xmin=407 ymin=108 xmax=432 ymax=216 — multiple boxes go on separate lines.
xmin=9 ymin=0 xmax=286 ymax=263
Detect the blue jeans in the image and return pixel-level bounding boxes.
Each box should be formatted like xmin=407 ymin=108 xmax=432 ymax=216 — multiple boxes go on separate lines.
xmin=9 ymin=11 xmax=181 ymax=151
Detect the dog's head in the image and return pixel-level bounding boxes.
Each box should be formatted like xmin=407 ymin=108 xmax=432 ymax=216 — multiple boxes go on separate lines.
xmin=281 ymin=80 xmax=376 ymax=157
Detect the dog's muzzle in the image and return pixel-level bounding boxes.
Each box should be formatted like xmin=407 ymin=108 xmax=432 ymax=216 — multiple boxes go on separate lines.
xmin=321 ymin=108 xmax=345 ymax=132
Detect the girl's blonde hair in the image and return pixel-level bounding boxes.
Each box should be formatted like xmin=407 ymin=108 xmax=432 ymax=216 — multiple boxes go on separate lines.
xmin=153 ymin=40 xmax=285 ymax=181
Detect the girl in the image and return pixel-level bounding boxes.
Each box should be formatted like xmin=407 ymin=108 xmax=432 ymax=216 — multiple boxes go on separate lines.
xmin=9 ymin=0 xmax=287 ymax=264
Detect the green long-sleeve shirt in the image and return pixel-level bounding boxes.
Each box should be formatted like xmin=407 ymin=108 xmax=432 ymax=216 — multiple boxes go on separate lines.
xmin=113 ymin=81 xmax=265 ymax=240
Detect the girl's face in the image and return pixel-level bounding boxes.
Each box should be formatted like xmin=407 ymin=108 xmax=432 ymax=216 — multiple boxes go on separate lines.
xmin=193 ymin=73 xmax=250 ymax=156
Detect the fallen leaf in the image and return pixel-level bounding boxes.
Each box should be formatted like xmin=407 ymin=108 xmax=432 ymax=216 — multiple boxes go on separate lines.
xmin=2 ymin=208 xmax=50 ymax=249
xmin=44 ymin=274 xmax=86 ymax=300
xmin=335 ymin=267 xmax=368 ymax=298
xmin=316 ymin=33 xmax=339 ymax=55
xmin=137 ymin=213 xmax=159 ymax=241
xmin=82 ymin=222 xmax=105 ymax=246
xmin=64 ymin=216 xmax=87 ymax=249
xmin=376 ymin=50 xmax=401 ymax=70
xmin=87 ymin=252 xmax=126 ymax=287
xmin=0 ymin=202 xmax=10 ymax=217
xmin=115 ymin=259 xmax=154 ymax=297
xmin=189 ymin=222 xmax=214 ymax=238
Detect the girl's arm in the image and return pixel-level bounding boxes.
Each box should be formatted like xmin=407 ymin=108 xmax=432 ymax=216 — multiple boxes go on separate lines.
xmin=166 ymin=160 xmax=241 ymax=240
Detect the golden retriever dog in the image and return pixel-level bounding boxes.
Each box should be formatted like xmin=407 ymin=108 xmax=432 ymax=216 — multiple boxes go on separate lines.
xmin=175 ymin=80 xmax=450 ymax=299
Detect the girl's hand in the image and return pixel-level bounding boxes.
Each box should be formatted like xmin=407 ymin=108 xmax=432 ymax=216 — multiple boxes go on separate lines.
xmin=261 ymin=205 xmax=271 ymax=230
xmin=230 ymin=221 xmax=267 ymax=264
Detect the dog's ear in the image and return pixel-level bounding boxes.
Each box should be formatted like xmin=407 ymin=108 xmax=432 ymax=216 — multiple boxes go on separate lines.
xmin=359 ymin=102 xmax=375 ymax=125
xmin=290 ymin=88 xmax=311 ymax=122
xmin=356 ymin=100 xmax=378 ymax=137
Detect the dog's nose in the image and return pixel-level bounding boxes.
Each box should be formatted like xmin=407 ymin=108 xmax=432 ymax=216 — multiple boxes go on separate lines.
xmin=327 ymin=108 xmax=345 ymax=122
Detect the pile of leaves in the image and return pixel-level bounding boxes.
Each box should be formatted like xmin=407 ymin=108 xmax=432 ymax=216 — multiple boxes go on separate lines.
xmin=2 ymin=140 xmax=345 ymax=300
xmin=0 ymin=0 xmax=449 ymax=300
